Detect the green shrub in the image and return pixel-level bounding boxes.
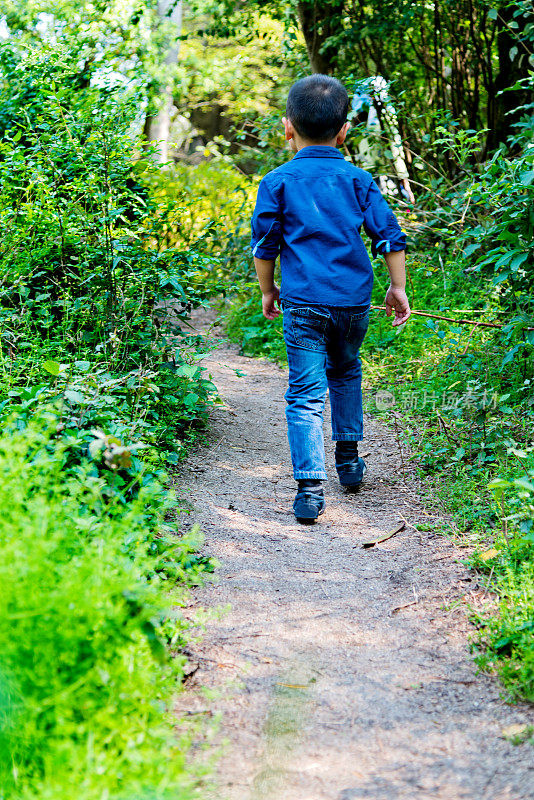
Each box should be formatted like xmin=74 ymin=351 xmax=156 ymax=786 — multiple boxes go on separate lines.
xmin=0 ymin=422 xmax=209 ymax=799
xmin=224 ymin=289 xmax=286 ymax=363
xmin=474 ymin=558 xmax=534 ymax=703
xmin=0 ymin=42 xmax=220 ymax=459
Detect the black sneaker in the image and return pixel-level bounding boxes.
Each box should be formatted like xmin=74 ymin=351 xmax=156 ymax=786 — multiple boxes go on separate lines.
xmin=293 ymin=480 xmax=325 ymax=523
xmin=335 ymin=442 xmax=366 ymax=489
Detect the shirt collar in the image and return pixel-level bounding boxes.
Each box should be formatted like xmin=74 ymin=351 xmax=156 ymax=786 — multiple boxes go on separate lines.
xmin=293 ymin=145 xmax=345 ymax=159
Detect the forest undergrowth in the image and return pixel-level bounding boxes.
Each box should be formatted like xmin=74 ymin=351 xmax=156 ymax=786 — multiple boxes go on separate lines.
xmin=1 ymin=1 xmax=533 ymax=795
xmin=0 ymin=37 xmax=222 ymax=800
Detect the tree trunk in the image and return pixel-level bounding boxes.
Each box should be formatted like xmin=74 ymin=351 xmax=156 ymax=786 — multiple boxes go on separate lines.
xmin=144 ymin=0 xmax=183 ymax=164
xmin=296 ymin=1 xmax=345 ymax=74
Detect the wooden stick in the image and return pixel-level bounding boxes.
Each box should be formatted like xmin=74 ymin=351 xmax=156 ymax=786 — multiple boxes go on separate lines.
xmin=390 ymin=599 xmax=418 ymax=615
xmin=461 ymin=319 xmax=483 ymax=355
xmin=371 ymin=306 xmax=502 ymax=328
xmin=362 ymin=521 xmax=405 ymax=549
xmin=436 ymin=411 xmax=460 ymax=446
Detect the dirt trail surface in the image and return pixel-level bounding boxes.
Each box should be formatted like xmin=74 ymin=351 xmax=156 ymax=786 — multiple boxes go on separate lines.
xmin=175 ymin=314 xmax=533 ymax=800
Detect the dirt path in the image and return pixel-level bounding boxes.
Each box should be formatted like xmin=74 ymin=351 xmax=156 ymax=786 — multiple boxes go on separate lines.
xmin=175 ymin=314 xmax=533 ymax=800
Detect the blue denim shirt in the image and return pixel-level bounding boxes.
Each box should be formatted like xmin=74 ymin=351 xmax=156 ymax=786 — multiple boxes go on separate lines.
xmin=251 ymin=145 xmax=406 ymax=307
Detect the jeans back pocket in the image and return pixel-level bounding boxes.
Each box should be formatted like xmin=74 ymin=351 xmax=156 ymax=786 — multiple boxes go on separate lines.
xmin=287 ymin=307 xmax=330 ymax=351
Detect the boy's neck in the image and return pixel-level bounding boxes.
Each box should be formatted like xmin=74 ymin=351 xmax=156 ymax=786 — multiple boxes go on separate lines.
xmin=293 ymin=136 xmax=338 ymax=152
xmin=283 ymin=116 xmax=349 ymax=153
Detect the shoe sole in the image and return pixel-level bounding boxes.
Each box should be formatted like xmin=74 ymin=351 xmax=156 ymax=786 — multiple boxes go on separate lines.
xmin=295 ymin=507 xmax=325 ymax=524
xmin=341 ymin=482 xmax=363 ymax=494
xmin=339 ymin=476 xmax=364 ymax=488
xmin=295 ymin=511 xmax=324 ymax=525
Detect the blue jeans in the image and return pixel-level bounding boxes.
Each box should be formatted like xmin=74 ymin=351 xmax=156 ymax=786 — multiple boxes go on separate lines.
xmin=282 ymin=303 xmax=369 ymax=480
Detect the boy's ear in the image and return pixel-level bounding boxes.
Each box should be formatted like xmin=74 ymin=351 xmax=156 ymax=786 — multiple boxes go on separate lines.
xmin=282 ymin=116 xmax=295 ymax=141
xmin=336 ymin=121 xmax=351 ymax=145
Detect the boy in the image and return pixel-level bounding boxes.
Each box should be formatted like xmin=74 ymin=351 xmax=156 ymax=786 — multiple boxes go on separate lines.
xmin=251 ymin=75 xmax=411 ymax=523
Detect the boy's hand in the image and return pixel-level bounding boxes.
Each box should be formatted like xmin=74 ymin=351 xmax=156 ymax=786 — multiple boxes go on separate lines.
xmin=262 ymin=286 xmax=281 ymax=319
xmin=385 ymin=285 xmax=411 ymax=327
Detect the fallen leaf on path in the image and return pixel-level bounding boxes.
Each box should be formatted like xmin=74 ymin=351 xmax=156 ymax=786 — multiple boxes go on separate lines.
xmin=362 ymin=521 xmax=405 ymax=548
xmin=276 ymin=682 xmax=308 ymax=689
xmin=479 ymin=548 xmax=499 ymax=561
xmin=501 ymin=724 xmax=533 ymax=743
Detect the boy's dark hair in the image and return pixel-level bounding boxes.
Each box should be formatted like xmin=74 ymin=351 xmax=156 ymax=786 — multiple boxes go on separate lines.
xmin=286 ymin=75 xmax=349 ymax=142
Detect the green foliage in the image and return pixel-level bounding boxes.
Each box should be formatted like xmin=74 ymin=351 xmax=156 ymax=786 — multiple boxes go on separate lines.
xmin=472 ymin=469 xmax=534 ymax=701
xmin=0 ymin=16 xmax=220 ymax=794
xmin=0 ymin=41 xmax=220 ymax=458
xmin=460 ymin=150 xmax=533 ymax=308
xmin=1 ymin=0 xmax=170 ymax=92
xmin=152 ymin=160 xmax=256 ymax=285
xmin=473 ymin=558 xmax=534 ymax=702
xmin=225 ymin=289 xmax=286 ymax=363
xmin=191 ymin=0 xmax=534 ymax=159
xmin=490 ymin=469 xmax=534 ymax=539
xmin=0 ymin=423 xmax=210 ymax=799
xmin=177 ymin=13 xmax=287 ymax=143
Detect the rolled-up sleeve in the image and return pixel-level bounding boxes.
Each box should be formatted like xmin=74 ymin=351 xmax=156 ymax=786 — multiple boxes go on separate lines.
xmin=251 ymin=178 xmax=282 ymax=260
xmin=360 ymin=179 xmax=406 ymax=258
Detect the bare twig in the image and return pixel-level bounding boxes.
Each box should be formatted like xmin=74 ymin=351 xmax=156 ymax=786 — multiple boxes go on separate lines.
xmin=460 ymin=186 xmax=473 ymax=224
xmin=436 ymin=411 xmax=460 ymax=446
xmin=362 ymin=521 xmax=405 ymax=549
xmin=482 ymin=565 xmax=495 ymax=598
xmin=461 ymin=319 xmax=483 ymax=355
xmin=397 ymin=512 xmax=419 ymax=532
xmin=390 ymin=599 xmax=418 ymax=615
xmin=371 ymin=306 xmax=502 ymax=328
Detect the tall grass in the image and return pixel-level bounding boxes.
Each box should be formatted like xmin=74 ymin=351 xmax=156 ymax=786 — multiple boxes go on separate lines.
xmin=0 ymin=423 xmax=209 ymax=799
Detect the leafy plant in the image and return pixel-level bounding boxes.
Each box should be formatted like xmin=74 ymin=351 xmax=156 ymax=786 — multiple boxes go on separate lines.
xmin=0 ymin=422 xmax=211 ymax=799
xmin=0 ymin=23 xmax=220 ymax=795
